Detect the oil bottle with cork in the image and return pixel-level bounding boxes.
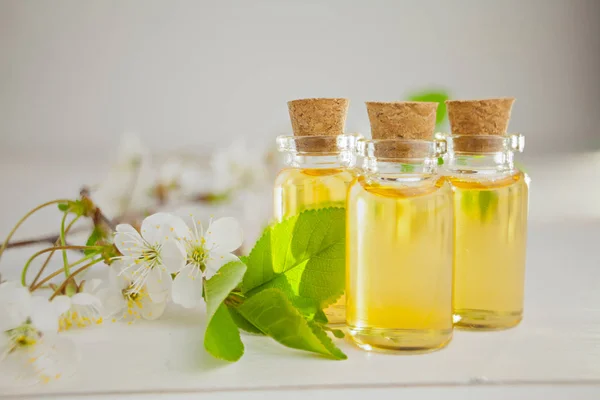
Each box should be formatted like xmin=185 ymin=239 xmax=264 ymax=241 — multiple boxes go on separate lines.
xmin=444 ymin=98 xmax=529 ymax=330
xmin=346 ymin=102 xmax=454 ymax=353
xmin=274 ymin=98 xmax=358 ymax=325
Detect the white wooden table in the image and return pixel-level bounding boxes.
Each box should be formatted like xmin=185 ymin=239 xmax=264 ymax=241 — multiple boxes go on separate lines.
xmin=0 ymin=152 xmax=599 ymax=399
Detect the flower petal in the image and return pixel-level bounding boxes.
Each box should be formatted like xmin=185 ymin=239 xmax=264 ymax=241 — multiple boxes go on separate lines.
xmin=0 ymin=347 xmax=39 ymax=387
xmin=30 ymin=297 xmax=59 ymax=333
xmin=140 ymin=212 xmax=187 ymax=245
xmin=205 ymin=252 xmax=240 ymax=279
xmin=109 ymin=262 xmax=131 ymax=290
xmin=116 ymin=224 xmax=139 ymax=234
xmin=145 ymin=269 xmax=172 ymax=303
xmin=51 ymin=296 xmax=72 ymax=316
xmin=30 ymin=335 xmax=79 ymax=384
xmin=97 ymin=288 xmax=126 ymax=317
xmin=0 ymin=283 xmax=32 ymax=331
xmin=160 ymin=238 xmax=186 ymax=273
xmin=140 ymin=298 xmax=166 ymax=320
xmin=83 ymin=278 xmax=103 ymax=294
xmin=71 ymin=293 xmax=102 ymax=309
xmin=172 ymin=265 xmax=203 ymax=308
xmin=205 ymin=217 xmax=243 ymax=254
xmin=114 ymin=230 xmax=144 ymax=257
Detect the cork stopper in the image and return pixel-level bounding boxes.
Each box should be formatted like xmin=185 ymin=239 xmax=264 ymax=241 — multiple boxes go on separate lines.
xmin=446 ymin=98 xmax=515 ymax=152
xmin=365 ymin=101 xmax=438 ymax=158
xmin=287 ymin=98 xmax=349 ymax=152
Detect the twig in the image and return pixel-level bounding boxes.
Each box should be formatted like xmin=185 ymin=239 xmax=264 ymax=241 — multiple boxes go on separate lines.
xmin=31 ymin=217 xmax=81 ymax=287
xmin=0 ymin=199 xmax=72 ymax=263
xmin=21 ymin=245 xmax=101 ymax=287
xmin=49 ymin=258 xmax=103 ymax=300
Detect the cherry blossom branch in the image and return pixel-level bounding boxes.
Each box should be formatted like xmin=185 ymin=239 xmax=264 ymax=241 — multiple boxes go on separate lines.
xmin=21 ymin=245 xmax=102 ymax=288
xmin=30 ymin=216 xmax=81 ymax=288
xmin=59 ymin=212 xmax=71 ymax=277
xmin=0 ymin=199 xmax=72 ymax=263
xmin=29 ymin=252 xmax=102 ymax=292
xmin=48 ymin=258 xmax=104 ymax=300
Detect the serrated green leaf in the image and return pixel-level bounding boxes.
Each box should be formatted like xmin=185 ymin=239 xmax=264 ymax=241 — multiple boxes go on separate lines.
xmin=204 ymin=261 xmax=247 ymax=320
xmin=237 ymin=288 xmax=346 ymax=360
xmin=288 ymin=295 xmax=333 ymax=323
xmin=313 ymin=309 xmax=329 ymax=325
xmin=242 ymin=208 xmax=346 ymax=309
xmin=306 ymin=320 xmax=346 ymax=359
xmin=407 ymin=90 xmax=449 ymax=127
xmin=203 ymin=260 xmax=247 ymax=361
xmin=330 ymin=329 xmax=345 ymax=339
xmin=204 ymin=303 xmax=244 ymax=361
xmin=227 ymin=305 xmax=263 ymax=335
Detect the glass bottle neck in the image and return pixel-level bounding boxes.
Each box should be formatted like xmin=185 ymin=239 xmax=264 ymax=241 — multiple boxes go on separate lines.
xmin=441 ymin=133 xmax=524 ymax=177
xmin=362 ymin=157 xmax=438 ymax=175
xmin=357 ymin=139 xmax=443 ymax=185
xmin=277 ymin=133 xmax=359 ymax=169
xmin=283 ymin=153 xmax=353 ymax=169
xmin=444 ymin=151 xmax=516 ymax=176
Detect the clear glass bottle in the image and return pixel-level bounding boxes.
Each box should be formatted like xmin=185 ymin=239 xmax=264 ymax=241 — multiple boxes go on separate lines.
xmin=443 ymin=134 xmax=529 ymax=330
xmin=274 ymin=134 xmax=358 ymax=325
xmin=346 ymin=139 xmax=454 ymax=353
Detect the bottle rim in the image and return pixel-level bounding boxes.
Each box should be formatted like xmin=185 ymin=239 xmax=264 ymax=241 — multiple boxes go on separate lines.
xmin=276 ymin=133 xmax=361 ymax=154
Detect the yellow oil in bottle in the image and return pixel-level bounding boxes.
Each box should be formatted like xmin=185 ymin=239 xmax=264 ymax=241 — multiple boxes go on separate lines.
xmin=274 ymin=167 xmax=355 ymax=324
xmin=346 ymin=175 xmax=454 ymax=353
xmin=450 ymin=171 xmax=529 ymax=330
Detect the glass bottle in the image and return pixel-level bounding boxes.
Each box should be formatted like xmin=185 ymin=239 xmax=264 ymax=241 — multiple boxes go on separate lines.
xmin=274 ymin=134 xmax=358 ymax=325
xmin=346 ymin=138 xmax=454 ymax=353
xmin=443 ymin=133 xmax=529 ymax=330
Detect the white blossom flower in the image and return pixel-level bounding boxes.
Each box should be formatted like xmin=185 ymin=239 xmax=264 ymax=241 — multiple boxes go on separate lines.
xmin=172 ymin=216 xmax=243 ymax=308
xmin=179 ymin=167 xmax=219 ymax=199
xmin=92 ymin=132 xmax=155 ymax=219
xmin=210 ymin=139 xmax=272 ymax=192
xmin=113 ymin=212 xmax=187 ymax=302
xmin=0 ymin=282 xmax=78 ymax=387
xmin=98 ymin=262 xmax=167 ymax=321
xmin=52 ymin=279 xmax=104 ymax=331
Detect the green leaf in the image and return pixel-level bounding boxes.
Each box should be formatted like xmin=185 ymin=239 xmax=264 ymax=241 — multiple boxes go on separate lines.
xmin=227 ymin=305 xmax=263 ymax=335
xmin=237 ymin=288 xmax=347 ymax=360
xmin=204 ymin=261 xmax=247 ymax=320
xmin=242 ymin=208 xmax=346 ymax=309
xmin=84 ymin=227 xmax=103 ymax=256
xmin=288 ymin=295 xmax=331 ymax=323
xmin=203 ymin=260 xmax=247 ymax=361
xmin=58 ymin=203 xmax=69 ymax=212
xmin=313 ymin=309 xmax=329 ymax=325
xmin=407 ymin=90 xmax=450 ymax=127
xmin=204 ymin=303 xmax=244 ymax=361
xmin=330 ymin=329 xmax=345 ymax=339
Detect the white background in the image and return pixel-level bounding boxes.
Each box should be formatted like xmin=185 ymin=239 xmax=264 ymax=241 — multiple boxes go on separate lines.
xmin=1 ymin=0 xmax=599 ymax=160
xmin=1 ymin=2 xmax=599 ymax=398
